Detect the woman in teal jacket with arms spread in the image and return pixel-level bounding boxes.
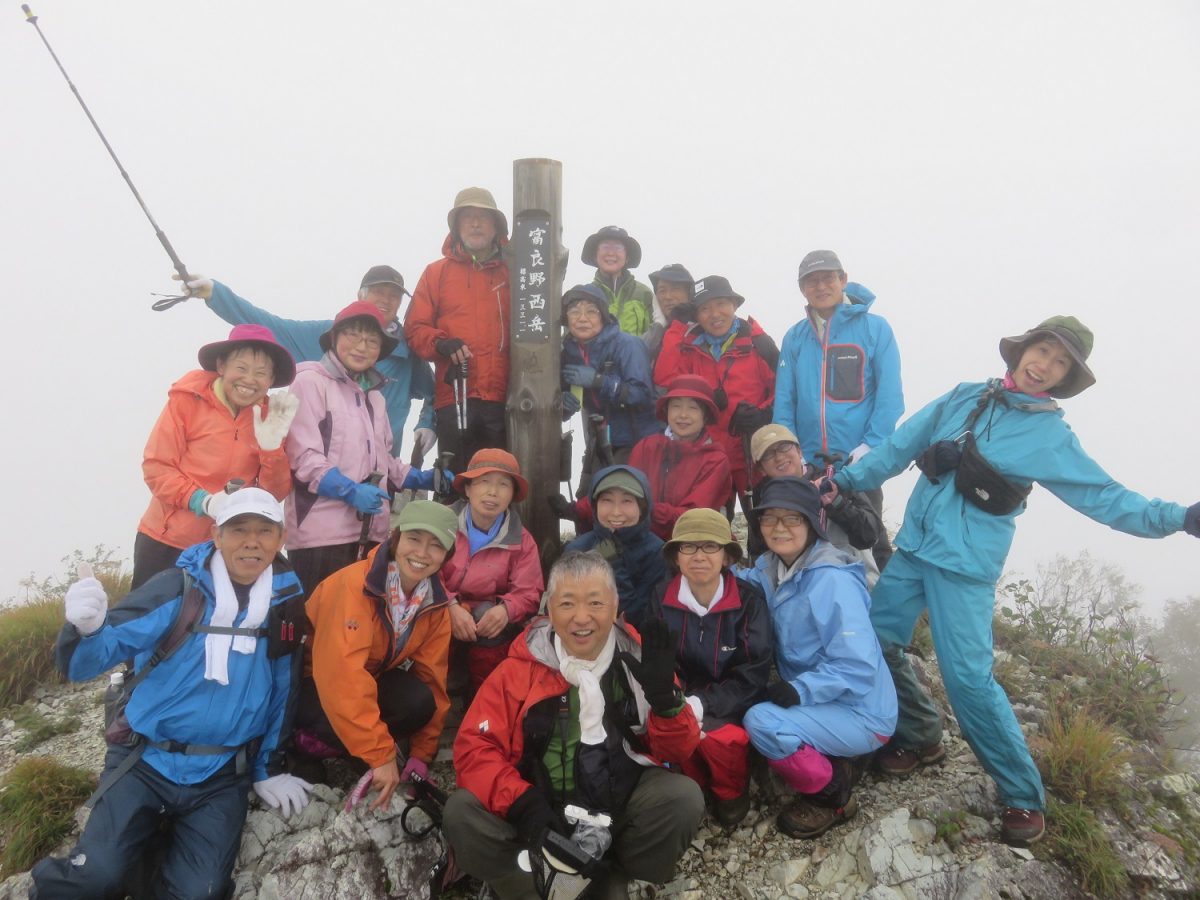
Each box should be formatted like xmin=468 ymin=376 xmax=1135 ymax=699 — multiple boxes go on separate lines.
xmin=834 ymin=315 xmax=1200 ymax=846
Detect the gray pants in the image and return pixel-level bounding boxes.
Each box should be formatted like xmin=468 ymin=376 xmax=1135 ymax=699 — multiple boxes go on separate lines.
xmin=443 ymin=767 xmax=704 ymax=900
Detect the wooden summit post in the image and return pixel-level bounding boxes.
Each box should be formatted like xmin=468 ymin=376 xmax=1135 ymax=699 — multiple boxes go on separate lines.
xmin=507 ymin=158 xmax=567 ymax=570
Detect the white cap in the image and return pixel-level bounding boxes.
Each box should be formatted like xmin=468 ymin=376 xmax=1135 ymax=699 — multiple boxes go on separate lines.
xmin=215 ymin=487 xmax=285 ymax=527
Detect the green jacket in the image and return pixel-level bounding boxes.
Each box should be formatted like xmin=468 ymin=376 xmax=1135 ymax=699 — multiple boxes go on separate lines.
xmin=593 ymin=272 xmax=654 ymax=337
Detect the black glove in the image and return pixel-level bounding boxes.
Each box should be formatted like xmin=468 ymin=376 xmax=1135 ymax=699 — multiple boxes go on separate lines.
xmin=670 ymin=301 xmax=697 ymax=323
xmin=914 ymin=440 xmax=962 ymax=484
xmin=728 ymin=402 xmax=771 ymax=437
xmin=548 ymin=494 xmax=579 ymax=523
xmin=435 ymin=337 xmax=466 ymax=359
xmin=1184 ymin=502 xmax=1200 ymax=538
xmin=617 ymin=618 xmax=680 ymax=714
xmin=767 ymin=680 xmax=801 ymax=708
xmin=507 ymin=787 xmax=566 ymax=849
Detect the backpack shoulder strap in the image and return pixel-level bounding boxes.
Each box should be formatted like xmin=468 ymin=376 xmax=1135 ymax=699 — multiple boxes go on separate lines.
xmin=122 ymin=570 xmax=207 ymax=696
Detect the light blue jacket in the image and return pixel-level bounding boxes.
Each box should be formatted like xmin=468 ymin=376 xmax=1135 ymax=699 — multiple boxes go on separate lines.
xmin=208 ymin=281 xmax=435 ymax=450
xmin=836 ymin=380 xmax=1188 ymax=584
xmin=741 ymin=542 xmax=896 ymax=736
xmin=55 ymin=542 xmax=301 ymax=784
xmin=773 ymin=284 xmax=903 ymax=461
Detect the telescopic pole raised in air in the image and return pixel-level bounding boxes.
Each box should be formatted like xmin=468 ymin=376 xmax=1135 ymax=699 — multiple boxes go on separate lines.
xmin=21 ymin=4 xmax=192 ymax=310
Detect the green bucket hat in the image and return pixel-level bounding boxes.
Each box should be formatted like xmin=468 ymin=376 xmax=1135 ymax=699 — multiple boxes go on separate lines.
xmin=998 ymin=315 xmax=1096 ymax=399
xmin=662 ymin=508 xmax=743 ymax=564
xmin=393 ymin=500 xmax=458 ymax=552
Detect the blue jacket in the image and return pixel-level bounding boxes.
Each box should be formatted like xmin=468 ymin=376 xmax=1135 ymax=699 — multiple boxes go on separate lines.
xmin=208 ymin=281 xmax=435 ymax=450
xmin=836 ymin=380 xmax=1189 ymax=584
xmin=564 ymin=465 xmax=666 ymax=628
xmin=55 ymin=542 xmax=302 ymax=785
xmin=773 ymin=284 xmax=903 ymax=461
xmin=562 ymin=322 xmax=659 ymax=450
xmin=741 ymin=541 xmax=896 ymax=737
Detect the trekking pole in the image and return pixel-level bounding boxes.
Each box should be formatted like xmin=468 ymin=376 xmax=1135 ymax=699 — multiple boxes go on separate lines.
xmin=590 ymin=415 xmax=614 ymax=468
xmin=433 ymin=451 xmax=455 ymax=502
xmin=455 ymin=361 xmax=469 ymax=433
xmin=357 ymin=472 xmax=384 ymax=560
xmin=813 ymin=452 xmax=843 ymax=530
xmin=21 ymin=5 xmax=193 ymax=311
xmin=224 ymin=478 xmax=245 ymax=494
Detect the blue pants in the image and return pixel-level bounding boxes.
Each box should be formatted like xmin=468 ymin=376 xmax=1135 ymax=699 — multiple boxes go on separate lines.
xmin=31 ymin=745 xmax=250 ymax=899
xmin=870 ymin=550 xmax=1044 ymax=810
xmin=744 ymin=700 xmax=888 ymax=760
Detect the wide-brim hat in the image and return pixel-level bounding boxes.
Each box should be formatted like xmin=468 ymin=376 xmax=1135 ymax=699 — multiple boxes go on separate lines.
xmin=998 ymin=315 xmax=1095 ymax=399
xmin=452 ymin=448 xmax=529 ymax=503
xmin=393 ymin=499 xmax=459 ymax=553
xmin=662 ymin=508 xmax=743 ymax=564
xmin=360 ymin=264 xmax=410 ymax=297
xmin=198 ymin=324 xmax=297 ymax=388
xmin=318 ymin=301 xmax=400 ymax=356
xmin=582 ymin=226 xmax=642 ymax=269
xmin=750 ymin=423 xmax=802 ymax=464
xmin=447 ymin=186 xmax=509 ymax=238
xmin=655 ymin=374 xmax=720 ymax=424
xmin=692 ymin=275 xmax=745 ymax=309
xmin=561 ymin=284 xmax=615 ymax=327
xmin=648 ymin=263 xmax=695 ymax=294
xmin=750 ymin=476 xmax=829 ymax=542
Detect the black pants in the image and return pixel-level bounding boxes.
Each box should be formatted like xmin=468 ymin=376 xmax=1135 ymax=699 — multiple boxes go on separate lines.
xmin=293 ymin=667 xmax=436 ymax=754
xmin=435 ymin=399 xmax=507 ymax=475
xmin=863 ymin=488 xmax=894 ymax=572
xmin=287 ymin=541 xmax=377 ymax=598
xmin=131 ymin=532 xmax=185 ymax=591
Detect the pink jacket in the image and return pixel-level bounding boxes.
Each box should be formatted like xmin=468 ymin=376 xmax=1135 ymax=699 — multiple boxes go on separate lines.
xmin=439 ymin=503 xmax=544 ymax=624
xmin=284 ymin=354 xmax=412 ymax=549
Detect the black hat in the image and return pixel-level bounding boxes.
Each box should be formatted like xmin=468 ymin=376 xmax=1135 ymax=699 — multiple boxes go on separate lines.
xmin=692 ymin=275 xmax=745 ymax=309
xmin=561 ymin=283 xmax=615 ymax=327
xmin=360 ymin=265 xmax=410 ymax=296
xmin=750 ymin=477 xmax=828 ymax=541
xmin=649 ymin=263 xmax=695 ymax=294
xmin=582 ymin=226 xmax=642 ymax=269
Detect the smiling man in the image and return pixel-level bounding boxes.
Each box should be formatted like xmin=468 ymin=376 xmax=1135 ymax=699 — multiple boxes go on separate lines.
xmin=443 ymin=550 xmax=704 ymax=900
xmin=33 ymin=488 xmax=311 ymax=898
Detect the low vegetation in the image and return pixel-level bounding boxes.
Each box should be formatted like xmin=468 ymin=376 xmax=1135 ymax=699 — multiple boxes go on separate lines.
xmin=1042 ymin=798 xmax=1129 ymax=899
xmin=0 ymin=757 xmax=95 ymax=877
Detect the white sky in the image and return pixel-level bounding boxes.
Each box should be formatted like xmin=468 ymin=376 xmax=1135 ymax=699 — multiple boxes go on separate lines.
xmin=3 ymin=1 xmax=1198 ymax=615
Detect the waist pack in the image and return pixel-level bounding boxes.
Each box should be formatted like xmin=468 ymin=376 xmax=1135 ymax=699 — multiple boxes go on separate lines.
xmin=954 ymin=432 xmax=1031 ymax=516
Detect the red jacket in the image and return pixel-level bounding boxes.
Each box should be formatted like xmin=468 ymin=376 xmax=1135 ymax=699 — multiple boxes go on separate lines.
xmin=653 ymin=317 xmax=776 ymax=492
xmin=453 ymin=619 xmax=701 ymax=818
xmin=439 ymin=504 xmax=544 ymax=624
xmin=139 ymin=370 xmax=292 ymax=550
xmin=403 ymin=235 xmax=510 ymax=408
xmin=628 ymin=431 xmax=734 ymax=539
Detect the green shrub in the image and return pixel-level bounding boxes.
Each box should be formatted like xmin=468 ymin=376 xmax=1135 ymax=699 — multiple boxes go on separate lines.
xmin=1037 ymin=706 xmax=1130 ymax=805
xmin=11 ymin=705 xmax=82 ymax=753
xmin=1043 ymin=799 xmax=1128 ymax=898
xmin=0 ymin=757 xmax=95 ymax=876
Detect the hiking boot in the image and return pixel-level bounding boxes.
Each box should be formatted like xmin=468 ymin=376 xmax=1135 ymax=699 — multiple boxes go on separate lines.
xmin=713 ymin=790 xmax=752 ymax=827
xmin=1000 ymin=807 xmax=1045 ymax=846
xmin=875 ymin=742 xmax=946 ymax=777
xmin=777 ymin=795 xmax=859 ymax=839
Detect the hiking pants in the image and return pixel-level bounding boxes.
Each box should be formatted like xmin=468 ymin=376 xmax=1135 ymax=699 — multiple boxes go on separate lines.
xmin=744 ymin=698 xmax=888 ymax=761
xmin=435 ymin=399 xmax=507 ymax=475
xmin=31 ymin=745 xmax=249 ymax=900
xmin=679 ymin=723 xmax=752 ymax=801
xmin=870 ymin=549 xmax=1044 ymax=810
xmin=294 ymin=667 xmax=435 ymax=755
xmin=131 ymin=532 xmax=184 ymax=591
xmin=443 ymin=767 xmax=704 ymax=900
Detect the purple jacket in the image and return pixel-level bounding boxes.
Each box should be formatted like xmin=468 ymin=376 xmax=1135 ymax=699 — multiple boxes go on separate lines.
xmin=284 ymin=353 xmax=412 ymax=549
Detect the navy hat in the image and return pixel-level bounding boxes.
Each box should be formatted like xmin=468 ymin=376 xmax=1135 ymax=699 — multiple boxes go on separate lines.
xmin=582 ymin=226 xmax=642 ymax=269
xmin=751 ymin=477 xmax=828 ymax=541
xmin=692 ymin=275 xmax=745 ymax=309
xmin=649 ymin=263 xmax=695 ymax=294
xmin=561 ymin=283 xmax=615 ymax=326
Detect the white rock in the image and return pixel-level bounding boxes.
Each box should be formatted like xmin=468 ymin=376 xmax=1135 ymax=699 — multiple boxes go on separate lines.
xmin=767 ymin=857 xmax=810 ymax=888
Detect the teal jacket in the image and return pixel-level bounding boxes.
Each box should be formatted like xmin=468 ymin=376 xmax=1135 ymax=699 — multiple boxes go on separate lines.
xmin=836 ymin=380 xmax=1187 ymax=584
xmin=592 ymin=272 xmax=654 ymax=338
xmin=207 ymin=281 xmax=435 ymax=451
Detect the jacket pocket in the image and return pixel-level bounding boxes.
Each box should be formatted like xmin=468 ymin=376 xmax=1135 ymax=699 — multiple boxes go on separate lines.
xmin=825 ymin=344 xmax=865 ymax=403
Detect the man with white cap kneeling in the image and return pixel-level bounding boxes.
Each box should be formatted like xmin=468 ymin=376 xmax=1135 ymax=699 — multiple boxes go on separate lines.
xmin=32 ymin=488 xmax=312 ymax=899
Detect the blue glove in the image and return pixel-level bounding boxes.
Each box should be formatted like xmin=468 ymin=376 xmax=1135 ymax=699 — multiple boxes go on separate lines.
xmin=402 ymin=468 xmax=437 ymax=491
xmin=562 ymin=365 xmax=598 ymax=388
xmin=1184 ymin=502 xmax=1200 ymax=538
xmin=188 ymin=489 xmax=210 ymax=517
xmin=318 ymin=468 xmax=388 ymax=514
xmin=561 ymin=391 xmax=581 ymax=420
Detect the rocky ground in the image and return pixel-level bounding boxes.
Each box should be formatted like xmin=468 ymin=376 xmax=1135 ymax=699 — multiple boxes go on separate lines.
xmin=1 ymin=648 xmax=1198 ymax=899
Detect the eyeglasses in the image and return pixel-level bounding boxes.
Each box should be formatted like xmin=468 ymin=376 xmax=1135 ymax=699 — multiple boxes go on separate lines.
xmin=677 ymin=541 xmax=724 ymax=555
xmin=758 ymin=514 xmax=807 ymax=529
xmin=761 ymin=443 xmax=799 ymax=463
xmin=801 ymin=270 xmax=843 ymax=287
xmin=566 ymin=306 xmax=601 ymax=320
xmin=337 ymin=330 xmax=383 ymax=350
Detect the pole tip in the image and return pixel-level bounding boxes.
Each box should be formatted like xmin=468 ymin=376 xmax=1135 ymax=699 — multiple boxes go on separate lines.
xmin=22 ymin=4 xmax=36 ymax=22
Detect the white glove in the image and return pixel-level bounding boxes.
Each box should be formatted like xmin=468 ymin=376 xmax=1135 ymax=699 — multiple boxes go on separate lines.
xmin=202 ymin=490 xmax=233 ymax=520
xmin=170 ymin=273 xmax=213 ymax=300
xmin=848 ymin=443 xmax=871 ymax=465
xmin=253 ymin=774 xmax=314 ymax=818
xmin=685 ymin=694 xmax=705 ymax=726
xmin=254 ymin=391 xmax=300 ymax=451
xmin=413 ymin=427 xmax=437 ymax=458
xmin=65 ymin=563 xmax=107 ymax=636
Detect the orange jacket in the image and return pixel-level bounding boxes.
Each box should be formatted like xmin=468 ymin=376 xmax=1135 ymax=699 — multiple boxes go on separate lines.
xmin=138 ymin=369 xmax=291 ymax=550
xmin=403 ymin=234 xmax=511 ymax=408
xmin=304 ymin=544 xmax=452 ymax=766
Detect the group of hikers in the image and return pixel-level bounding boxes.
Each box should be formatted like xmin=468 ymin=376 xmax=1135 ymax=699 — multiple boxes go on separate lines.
xmin=30 ymin=185 xmax=1200 ymax=900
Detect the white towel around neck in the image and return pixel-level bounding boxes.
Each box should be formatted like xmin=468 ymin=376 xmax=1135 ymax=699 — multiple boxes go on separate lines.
xmin=204 ymin=553 xmax=273 ymax=686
